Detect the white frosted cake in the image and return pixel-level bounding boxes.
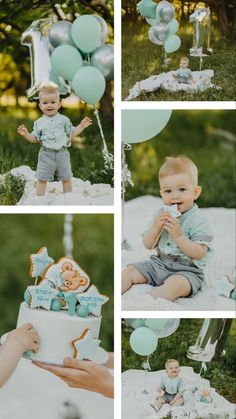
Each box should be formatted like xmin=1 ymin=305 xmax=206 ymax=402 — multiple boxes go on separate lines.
xmin=17 ymin=302 xmax=102 ymax=365
xmin=16 ymin=247 xmax=109 ymax=365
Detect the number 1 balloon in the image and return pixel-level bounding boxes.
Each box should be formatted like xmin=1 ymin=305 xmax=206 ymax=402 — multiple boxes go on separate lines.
xmin=21 ymin=19 xmax=70 ymax=101
xmin=189 ymin=8 xmax=212 ymax=57
xmin=187 ymin=319 xmax=232 ymax=363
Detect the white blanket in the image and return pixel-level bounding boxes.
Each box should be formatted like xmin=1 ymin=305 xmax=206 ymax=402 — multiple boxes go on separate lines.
xmin=125 ymin=70 xmax=220 ymax=101
xmin=8 ymin=166 xmax=113 ymax=205
xmin=122 ymin=196 xmax=236 ymax=311
xmin=122 ymin=367 xmax=236 ymax=419
xmin=0 ymin=358 xmax=113 ymax=419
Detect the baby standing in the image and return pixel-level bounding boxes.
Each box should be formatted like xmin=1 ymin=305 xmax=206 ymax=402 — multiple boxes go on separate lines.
xmin=17 ymin=83 xmax=92 ymax=204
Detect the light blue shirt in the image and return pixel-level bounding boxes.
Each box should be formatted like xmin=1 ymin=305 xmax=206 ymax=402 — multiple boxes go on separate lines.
xmin=176 ymin=68 xmax=192 ymax=79
xmin=147 ymin=204 xmax=214 ymax=269
xmin=31 ymin=113 xmax=75 ymax=150
xmin=160 ymin=376 xmax=185 ymax=395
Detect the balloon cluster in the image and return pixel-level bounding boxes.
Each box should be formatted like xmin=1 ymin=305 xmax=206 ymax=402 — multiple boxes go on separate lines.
xmin=22 ymin=16 xmax=113 ymax=105
xmin=127 ymin=318 xmax=180 ymax=356
xmin=137 ymin=0 xmax=181 ymax=54
xmin=50 ymin=15 xmax=113 ymax=106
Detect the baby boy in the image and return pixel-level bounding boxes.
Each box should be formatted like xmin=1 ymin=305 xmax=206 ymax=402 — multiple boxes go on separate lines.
xmin=148 ymin=359 xmax=185 ymax=413
xmin=173 ymin=57 xmax=194 ymax=85
xmin=17 ymin=83 xmax=92 ymax=204
xmin=122 ymin=156 xmax=213 ymax=301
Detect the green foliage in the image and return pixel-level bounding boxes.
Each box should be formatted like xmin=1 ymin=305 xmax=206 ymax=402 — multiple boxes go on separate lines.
xmin=122 ymin=21 xmax=236 ymax=101
xmin=0 ymin=107 xmax=113 ymax=204
xmin=125 ymin=110 xmax=236 ymax=208
xmin=0 ymin=173 xmax=26 ymax=205
xmin=122 ymin=319 xmax=236 ymax=403
xmin=0 ymin=214 xmax=114 ymax=351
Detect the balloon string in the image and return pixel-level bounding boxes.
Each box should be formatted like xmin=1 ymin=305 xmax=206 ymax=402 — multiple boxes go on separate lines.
xmin=199 ymin=362 xmax=207 ymax=377
xmin=94 ymin=108 xmax=114 ymax=171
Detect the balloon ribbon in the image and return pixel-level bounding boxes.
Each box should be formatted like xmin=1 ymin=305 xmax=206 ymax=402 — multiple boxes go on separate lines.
xmin=94 ymin=108 xmax=114 ymax=171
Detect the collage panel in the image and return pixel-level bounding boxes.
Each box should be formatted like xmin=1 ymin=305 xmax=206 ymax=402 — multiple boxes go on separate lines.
xmin=0 ymin=214 xmax=114 ymax=418
xmin=122 ymin=0 xmax=236 ymax=101
xmin=122 ymin=318 xmax=236 ymax=418
xmin=0 ymin=1 xmax=114 ymax=206
xmin=121 ymin=109 xmax=236 ymax=312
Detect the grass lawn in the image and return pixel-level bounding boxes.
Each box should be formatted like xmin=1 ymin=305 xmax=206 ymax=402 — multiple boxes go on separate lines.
xmin=122 ymin=319 xmax=236 ymax=403
xmin=0 ymin=107 xmax=113 ymax=205
xmin=122 ymin=19 xmax=236 ymax=101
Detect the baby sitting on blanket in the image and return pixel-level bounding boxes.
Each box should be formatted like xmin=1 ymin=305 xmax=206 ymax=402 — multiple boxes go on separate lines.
xmin=173 ymin=57 xmax=194 ymax=85
xmin=147 ymin=359 xmax=185 ymax=413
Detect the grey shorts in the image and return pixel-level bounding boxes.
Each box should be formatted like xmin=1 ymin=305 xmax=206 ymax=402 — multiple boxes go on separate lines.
xmin=36 ymin=147 xmax=73 ymax=181
xmin=132 ymin=253 xmax=204 ymax=296
xmin=157 ymin=393 xmax=176 ymax=404
xmin=177 ymin=77 xmax=190 ymax=84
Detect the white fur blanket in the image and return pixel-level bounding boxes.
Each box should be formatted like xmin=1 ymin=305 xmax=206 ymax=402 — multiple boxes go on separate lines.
xmin=8 ymin=166 xmax=113 ymax=205
xmin=122 ymin=196 xmax=235 ymax=311
xmin=122 ymin=367 xmax=236 ymax=419
xmin=125 ymin=70 xmax=220 ymax=101
xmin=0 ymin=358 xmax=113 ymax=419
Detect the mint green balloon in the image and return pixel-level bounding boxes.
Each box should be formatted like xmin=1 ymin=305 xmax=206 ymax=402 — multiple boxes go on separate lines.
xmin=122 ymin=110 xmax=172 ymax=143
xmin=130 ymin=327 xmax=158 ymax=356
xmin=164 ymin=34 xmax=181 ymax=53
xmin=72 ymin=66 xmax=106 ymax=105
xmin=168 ymin=18 xmax=179 ymax=34
xmin=146 ymin=11 xmax=160 ymax=26
xmin=71 ymin=15 xmax=102 ymax=53
xmin=145 ymin=319 xmax=169 ymax=331
xmin=51 ymin=45 xmax=83 ymax=81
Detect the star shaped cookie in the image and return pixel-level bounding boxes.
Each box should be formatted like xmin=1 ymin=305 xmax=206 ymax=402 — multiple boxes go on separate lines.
xmin=77 ymin=285 xmax=109 ymax=317
xmin=72 ymin=329 xmax=101 ymax=360
xmin=29 ymin=281 xmax=58 ymax=310
xmin=29 ymin=247 xmax=54 ymax=278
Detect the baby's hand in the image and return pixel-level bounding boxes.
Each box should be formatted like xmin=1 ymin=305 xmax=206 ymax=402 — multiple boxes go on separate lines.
xmin=17 ymin=124 xmax=29 ymax=137
xmin=163 ymin=216 xmax=182 ymax=239
xmin=157 ymin=386 xmax=163 ymax=394
xmin=7 ymin=323 xmax=39 ymax=353
xmin=80 ymin=117 xmax=92 ymax=129
xmin=154 ymin=211 xmax=170 ymax=229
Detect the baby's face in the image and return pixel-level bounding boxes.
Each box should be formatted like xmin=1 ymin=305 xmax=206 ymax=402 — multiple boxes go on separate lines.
xmin=166 ymin=361 xmax=180 ymax=378
xmin=160 ymin=172 xmax=202 ymax=213
xmin=39 ymin=93 xmax=61 ymax=116
xmin=180 ymin=59 xmax=188 ymax=69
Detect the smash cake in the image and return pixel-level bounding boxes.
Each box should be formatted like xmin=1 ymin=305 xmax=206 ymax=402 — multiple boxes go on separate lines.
xmin=16 ymin=247 xmax=109 ymax=365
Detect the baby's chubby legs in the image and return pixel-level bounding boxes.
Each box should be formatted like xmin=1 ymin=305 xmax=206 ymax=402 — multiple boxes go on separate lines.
xmin=122 ymin=266 xmax=147 ymax=294
xmin=149 ymin=275 xmax=191 ymax=300
xmin=36 ymin=180 xmax=47 ymax=196
xmin=122 ymin=266 xmax=191 ymax=301
xmin=152 ymin=395 xmax=184 ymax=412
xmin=62 ymin=179 xmax=72 ymax=193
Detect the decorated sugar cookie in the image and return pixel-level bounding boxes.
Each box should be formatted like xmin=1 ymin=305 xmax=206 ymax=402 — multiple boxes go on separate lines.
xmin=72 ymin=328 xmax=101 ymax=360
xmin=28 ymin=281 xmax=59 ymax=310
xmin=163 ymin=204 xmax=181 ymax=218
xmin=77 ymin=285 xmax=109 ymax=317
xmin=42 ymin=256 xmax=90 ymax=293
xmin=29 ymin=247 xmax=54 ymax=278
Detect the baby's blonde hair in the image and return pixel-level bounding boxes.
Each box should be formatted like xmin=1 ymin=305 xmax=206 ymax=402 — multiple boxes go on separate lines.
xmin=39 ymin=82 xmax=60 ymax=101
xmin=181 ymin=56 xmax=189 ymax=63
xmin=159 ymin=156 xmax=198 ymax=185
xmin=165 ymin=359 xmax=179 ymax=369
